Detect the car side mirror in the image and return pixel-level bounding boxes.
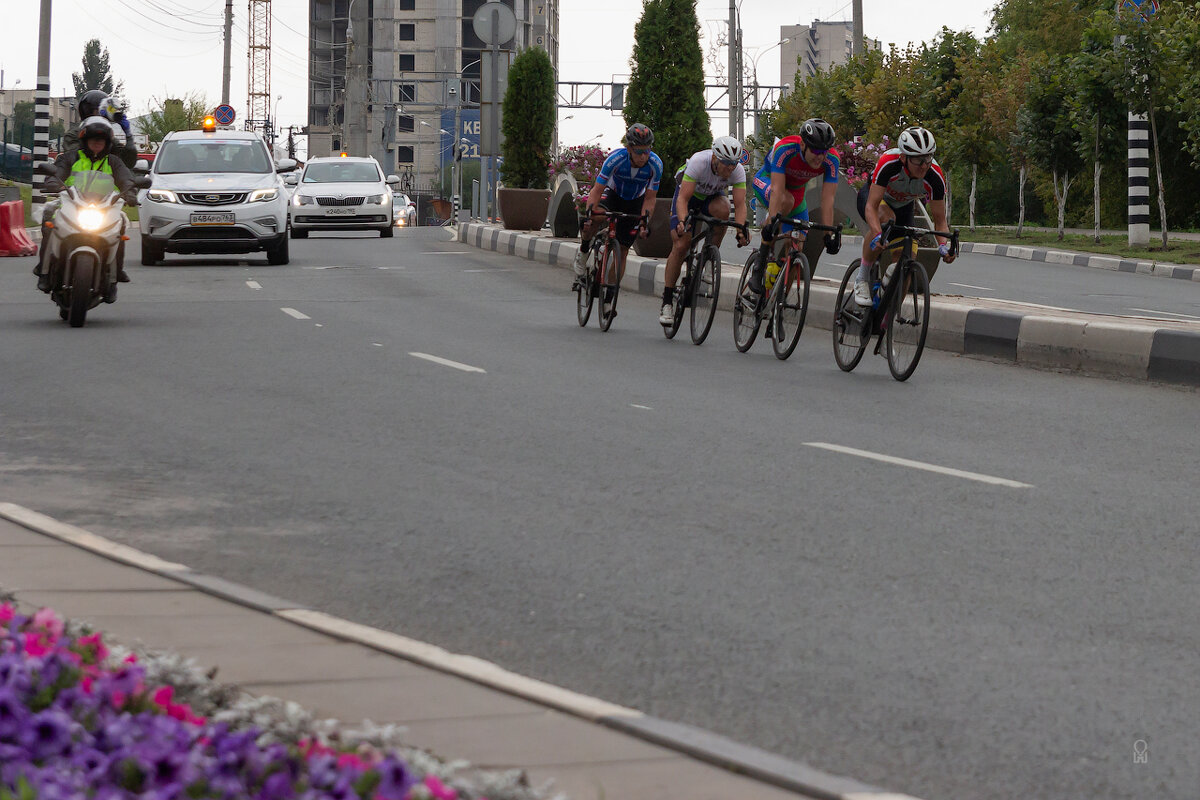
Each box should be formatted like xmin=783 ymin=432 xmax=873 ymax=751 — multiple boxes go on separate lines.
xmin=283 ymin=174 xmax=298 ymax=186
xmin=386 ymin=174 xmax=400 ymax=186
xmin=133 ymin=175 xmax=153 ymax=189
xmin=275 ymin=158 xmax=298 ymax=173
xmin=133 ymin=159 xmax=150 ymax=173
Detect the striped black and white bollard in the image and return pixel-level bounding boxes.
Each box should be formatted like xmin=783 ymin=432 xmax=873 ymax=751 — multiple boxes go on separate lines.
xmin=32 ymin=0 xmax=53 ymax=224
xmin=1127 ymin=111 xmax=1150 ymax=246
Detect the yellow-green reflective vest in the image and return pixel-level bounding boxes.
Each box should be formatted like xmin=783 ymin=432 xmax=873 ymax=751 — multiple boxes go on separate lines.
xmin=66 ymin=153 xmax=114 ymax=186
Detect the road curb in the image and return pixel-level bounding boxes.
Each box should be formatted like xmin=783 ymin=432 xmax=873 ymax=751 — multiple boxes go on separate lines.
xmin=0 ymin=502 xmax=924 ymax=800
xmin=457 ymin=222 xmax=1200 ymax=387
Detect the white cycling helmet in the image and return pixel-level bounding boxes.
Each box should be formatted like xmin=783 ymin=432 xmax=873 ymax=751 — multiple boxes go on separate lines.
xmin=712 ymin=136 xmax=744 ymax=165
xmin=898 ymin=126 xmax=936 ymax=157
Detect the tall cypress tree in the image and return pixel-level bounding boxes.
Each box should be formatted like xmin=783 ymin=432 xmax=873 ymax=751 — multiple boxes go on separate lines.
xmin=500 ymin=47 xmax=556 ymax=188
xmin=72 ymin=39 xmax=120 ymax=98
xmin=624 ymin=0 xmax=711 ymax=192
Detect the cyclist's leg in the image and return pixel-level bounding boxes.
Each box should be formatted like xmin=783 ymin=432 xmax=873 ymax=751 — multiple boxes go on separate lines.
xmin=706 ymin=195 xmax=730 ymax=246
xmin=664 ymin=184 xmax=691 ymax=300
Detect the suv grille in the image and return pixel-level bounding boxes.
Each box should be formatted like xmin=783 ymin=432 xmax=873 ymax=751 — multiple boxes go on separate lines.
xmin=179 ymin=192 xmax=247 ymax=206
xmin=317 ymin=196 xmax=365 ymax=206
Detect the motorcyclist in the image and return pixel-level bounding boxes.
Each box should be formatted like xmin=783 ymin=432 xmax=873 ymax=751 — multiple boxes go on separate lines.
xmin=34 ymin=116 xmax=138 ymax=295
xmin=60 ymin=89 xmax=138 ymax=168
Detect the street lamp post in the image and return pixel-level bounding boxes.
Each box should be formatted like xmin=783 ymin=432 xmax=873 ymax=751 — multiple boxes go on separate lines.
xmin=418 ymin=119 xmax=432 ymax=195
xmin=750 ymin=39 xmax=789 ymax=224
xmin=271 ymin=94 xmax=282 ymax=148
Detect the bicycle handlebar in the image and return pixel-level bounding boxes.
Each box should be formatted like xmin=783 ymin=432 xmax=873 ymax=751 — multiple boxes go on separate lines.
xmin=879 ymin=221 xmax=960 ymax=259
xmin=764 ymin=216 xmax=843 ymax=255
xmin=687 ymin=212 xmax=749 ymax=236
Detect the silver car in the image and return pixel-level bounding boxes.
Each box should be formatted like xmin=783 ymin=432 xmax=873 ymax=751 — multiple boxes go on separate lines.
xmin=391 ymin=191 xmax=418 ymax=227
xmin=289 ymin=156 xmax=400 ymax=238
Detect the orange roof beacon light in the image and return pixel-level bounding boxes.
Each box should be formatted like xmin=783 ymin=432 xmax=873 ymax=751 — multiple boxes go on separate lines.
xmin=339 ymin=151 xmax=349 ymax=157
xmin=202 ymin=115 xmax=217 ymax=132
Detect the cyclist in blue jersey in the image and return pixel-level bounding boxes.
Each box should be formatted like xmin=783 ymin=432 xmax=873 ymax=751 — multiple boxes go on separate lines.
xmin=572 ymin=124 xmax=663 ymax=315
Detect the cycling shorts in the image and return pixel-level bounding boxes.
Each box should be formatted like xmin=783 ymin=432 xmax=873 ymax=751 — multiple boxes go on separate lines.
xmin=669 ymin=190 xmax=721 ymax=232
xmin=597 ymin=188 xmax=644 ymax=248
xmin=752 ymin=174 xmax=807 ymax=223
xmin=856 ymin=183 xmax=914 ymax=229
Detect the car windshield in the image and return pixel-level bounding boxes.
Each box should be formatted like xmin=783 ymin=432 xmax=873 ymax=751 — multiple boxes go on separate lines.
xmin=70 ymin=170 xmax=117 ymax=203
xmin=155 ymin=140 xmax=272 ymax=174
xmin=303 ymin=162 xmax=381 ymax=183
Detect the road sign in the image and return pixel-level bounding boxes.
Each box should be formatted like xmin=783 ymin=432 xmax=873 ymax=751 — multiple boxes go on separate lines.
xmin=214 ymin=104 xmax=236 ymax=126
xmin=472 ymin=1 xmax=516 ymax=46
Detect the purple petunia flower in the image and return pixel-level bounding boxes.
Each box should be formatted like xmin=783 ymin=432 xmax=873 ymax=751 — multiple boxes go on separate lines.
xmin=0 ymin=685 xmax=29 ymax=741
xmin=374 ymin=756 xmax=416 ymax=800
xmin=20 ymin=708 xmax=75 ymax=760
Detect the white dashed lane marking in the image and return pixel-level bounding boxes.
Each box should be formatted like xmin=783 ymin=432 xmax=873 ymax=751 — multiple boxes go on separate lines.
xmin=408 ymin=353 xmax=487 ymax=374
xmin=805 ymin=442 xmax=1033 ymax=489
xmin=281 ymin=308 xmax=310 ymax=320
xmin=246 ymin=280 xmax=263 ymax=290
xmin=947 ymin=282 xmax=994 ymax=292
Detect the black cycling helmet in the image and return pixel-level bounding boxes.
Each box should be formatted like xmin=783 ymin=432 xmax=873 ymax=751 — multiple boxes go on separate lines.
xmin=79 ymin=115 xmax=114 ymax=155
xmin=799 ymin=118 xmax=836 ymax=152
xmin=78 ymin=89 xmax=110 ymax=121
xmin=625 ymin=123 xmax=654 ymax=148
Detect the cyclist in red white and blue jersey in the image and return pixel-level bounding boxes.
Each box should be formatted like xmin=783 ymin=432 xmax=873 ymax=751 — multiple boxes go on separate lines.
xmin=573 ymin=123 xmax=663 ymax=306
xmin=853 ymin=125 xmax=955 ymax=306
xmin=748 ymin=118 xmax=840 ymax=294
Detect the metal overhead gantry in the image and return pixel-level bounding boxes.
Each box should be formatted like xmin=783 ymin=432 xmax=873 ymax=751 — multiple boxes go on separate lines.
xmin=555 ymin=80 xmax=786 ymax=121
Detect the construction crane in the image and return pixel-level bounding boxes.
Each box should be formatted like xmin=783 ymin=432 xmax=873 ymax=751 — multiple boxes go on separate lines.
xmin=246 ymin=0 xmax=272 ymax=140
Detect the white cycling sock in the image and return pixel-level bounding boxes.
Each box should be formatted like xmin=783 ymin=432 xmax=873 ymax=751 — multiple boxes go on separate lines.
xmin=857 ymin=260 xmax=874 ymax=283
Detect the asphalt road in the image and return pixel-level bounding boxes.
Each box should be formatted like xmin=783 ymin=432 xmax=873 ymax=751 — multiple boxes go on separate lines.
xmin=1 ymin=229 xmax=1196 ymax=800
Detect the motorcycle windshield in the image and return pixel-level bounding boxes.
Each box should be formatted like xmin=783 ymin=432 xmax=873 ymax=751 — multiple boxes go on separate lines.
xmin=72 ymin=170 xmax=117 ymax=203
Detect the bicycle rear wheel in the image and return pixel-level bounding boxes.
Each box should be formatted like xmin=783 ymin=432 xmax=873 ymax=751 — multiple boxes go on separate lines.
xmin=832 ymin=261 xmax=869 ymax=372
xmin=576 ymin=262 xmax=594 ymax=327
xmin=733 ymin=252 xmax=762 ymax=352
xmin=598 ymin=244 xmax=621 ymax=332
xmin=664 ymin=267 xmax=685 ymax=340
xmin=771 ymin=252 xmax=810 ymax=360
xmin=689 ymin=244 xmax=721 ymax=345
xmin=885 ymin=260 xmax=930 ymax=381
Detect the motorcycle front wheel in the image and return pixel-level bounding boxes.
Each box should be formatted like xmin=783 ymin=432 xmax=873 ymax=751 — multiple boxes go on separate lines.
xmin=66 ymin=254 xmax=96 ymax=328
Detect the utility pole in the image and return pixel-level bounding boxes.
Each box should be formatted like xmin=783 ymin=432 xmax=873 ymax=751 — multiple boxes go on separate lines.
xmin=345 ymin=0 xmax=369 ymax=156
xmin=32 ymin=0 xmax=52 ymax=221
xmin=727 ymin=0 xmax=738 ymax=137
xmin=852 ymin=0 xmax=863 ymax=57
xmin=222 ymin=0 xmax=233 ymax=105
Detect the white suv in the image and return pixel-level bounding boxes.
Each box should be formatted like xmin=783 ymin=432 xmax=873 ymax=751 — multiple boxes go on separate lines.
xmin=288 ymin=156 xmax=399 ymax=238
xmin=140 ymin=127 xmax=295 ymax=265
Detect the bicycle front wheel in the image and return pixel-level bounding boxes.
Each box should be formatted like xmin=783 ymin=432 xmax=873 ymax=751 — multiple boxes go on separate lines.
xmin=832 ymin=261 xmax=869 ymax=372
xmin=689 ymin=244 xmax=721 ymax=345
xmin=576 ymin=264 xmax=594 ymax=327
xmin=886 ymin=260 xmax=931 ymax=381
xmin=598 ymin=244 xmax=621 ymax=332
xmin=772 ymin=253 xmax=810 ymax=360
xmin=733 ymin=252 xmax=762 ymax=352
xmin=664 ymin=269 xmax=685 ymax=340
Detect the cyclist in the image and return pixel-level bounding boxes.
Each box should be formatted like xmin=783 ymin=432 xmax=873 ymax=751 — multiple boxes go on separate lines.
xmin=572 ymin=123 xmax=663 ymax=316
xmin=747 ymin=118 xmax=840 ymax=295
xmin=854 ymin=125 xmax=955 ymax=305
xmin=659 ymin=136 xmax=750 ymax=325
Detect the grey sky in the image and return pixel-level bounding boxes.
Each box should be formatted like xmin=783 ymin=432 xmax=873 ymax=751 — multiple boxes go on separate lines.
xmin=4 ymin=0 xmax=998 ymax=155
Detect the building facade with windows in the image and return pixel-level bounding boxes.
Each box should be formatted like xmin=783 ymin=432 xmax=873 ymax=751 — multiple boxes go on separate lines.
xmin=308 ymin=0 xmax=559 ymax=193
xmin=779 ymin=20 xmax=879 ymax=91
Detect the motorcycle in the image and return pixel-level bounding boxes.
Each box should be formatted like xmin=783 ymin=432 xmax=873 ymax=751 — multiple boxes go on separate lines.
xmin=36 ymin=164 xmax=150 ymax=327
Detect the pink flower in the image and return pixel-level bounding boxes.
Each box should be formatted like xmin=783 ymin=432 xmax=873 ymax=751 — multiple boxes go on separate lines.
xmin=123 ymin=653 xmax=138 ymax=664
xmin=111 ymin=690 xmax=126 ymax=708
xmin=337 ymin=752 xmax=365 ymax=770
xmin=81 ymin=675 xmax=96 ymax=694
xmin=423 ymin=775 xmax=458 ymax=800
xmin=23 ymin=632 xmax=52 ymax=658
xmin=153 ymin=686 xmax=174 ymax=707
xmin=32 ymin=608 xmax=64 ymax=640
xmin=0 ymin=603 xmax=14 ymax=624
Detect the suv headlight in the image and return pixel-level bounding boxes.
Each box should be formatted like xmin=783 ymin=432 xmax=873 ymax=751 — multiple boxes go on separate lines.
xmin=365 ymin=192 xmax=390 ymax=205
xmin=293 ymin=194 xmax=315 ymax=206
xmin=249 ymin=188 xmax=279 ymax=203
xmin=146 ymin=189 xmax=178 ymax=203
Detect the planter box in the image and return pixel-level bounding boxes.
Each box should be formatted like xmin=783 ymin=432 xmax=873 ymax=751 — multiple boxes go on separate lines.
xmin=498 ymin=188 xmax=551 ymax=231
xmin=632 ymin=197 xmax=674 ymax=258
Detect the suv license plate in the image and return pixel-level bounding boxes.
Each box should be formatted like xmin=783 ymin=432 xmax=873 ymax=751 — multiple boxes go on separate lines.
xmin=191 ymin=212 xmax=235 ymax=225
xmin=326 ymin=207 xmax=356 ymax=216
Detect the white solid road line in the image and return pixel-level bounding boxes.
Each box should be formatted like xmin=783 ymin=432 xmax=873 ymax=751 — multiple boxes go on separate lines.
xmin=281 ymin=308 xmax=310 ymax=320
xmin=947 ymin=282 xmax=995 ymax=292
xmin=630 ymin=404 xmax=653 ymax=410
xmin=246 ymin=280 xmax=263 ymax=290
xmin=805 ymin=442 xmax=1034 ymax=489
xmin=409 ymin=352 xmax=487 ymax=373
xmin=1128 ymin=307 xmax=1200 ymax=321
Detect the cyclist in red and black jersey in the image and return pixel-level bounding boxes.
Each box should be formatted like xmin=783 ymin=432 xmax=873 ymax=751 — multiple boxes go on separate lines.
xmin=854 ymin=126 xmax=955 ymax=305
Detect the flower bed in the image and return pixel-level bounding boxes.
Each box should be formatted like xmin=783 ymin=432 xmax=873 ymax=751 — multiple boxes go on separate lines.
xmin=839 ymin=136 xmax=891 ymax=190
xmin=0 ymin=594 xmax=559 ymax=800
xmin=545 ymin=145 xmax=607 ymax=216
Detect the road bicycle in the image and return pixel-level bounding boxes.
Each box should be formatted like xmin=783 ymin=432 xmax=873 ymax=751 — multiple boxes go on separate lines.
xmin=831 ymin=221 xmax=959 ymax=381
xmin=575 ymin=208 xmax=646 ymax=332
xmin=663 ymin=213 xmax=748 ymax=345
xmin=733 ymin=218 xmax=843 ymax=360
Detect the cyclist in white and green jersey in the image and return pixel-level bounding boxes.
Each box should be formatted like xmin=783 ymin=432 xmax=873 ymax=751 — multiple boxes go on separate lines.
xmin=660 ymin=136 xmax=749 ymax=325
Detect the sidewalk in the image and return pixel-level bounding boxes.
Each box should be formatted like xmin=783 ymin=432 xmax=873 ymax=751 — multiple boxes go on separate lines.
xmin=0 ymin=504 xmax=919 ymax=800
xmin=457 ymin=223 xmax=1200 ymax=387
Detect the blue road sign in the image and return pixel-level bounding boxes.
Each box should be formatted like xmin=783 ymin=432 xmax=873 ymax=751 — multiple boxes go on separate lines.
xmin=214 ymin=104 xmax=236 ymax=126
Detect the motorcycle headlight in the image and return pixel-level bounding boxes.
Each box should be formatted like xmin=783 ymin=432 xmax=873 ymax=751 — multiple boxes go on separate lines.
xmin=77 ymin=207 xmax=106 ymax=232
xmin=293 ymin=194 xmax=314 ymax=206
xmin=146 ymin=189 xmax=178 ymax=204
xmin=249 ymin=188 xmax=279 ymax=203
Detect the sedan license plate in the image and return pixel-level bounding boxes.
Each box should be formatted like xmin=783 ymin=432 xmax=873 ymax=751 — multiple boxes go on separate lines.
xmin=190 ymin=212 xmax=235 ymax=226
xmin=325 ymin=207 xmax=356 ymax=216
